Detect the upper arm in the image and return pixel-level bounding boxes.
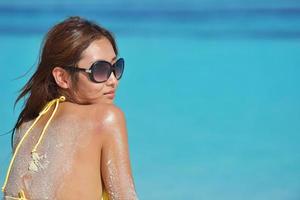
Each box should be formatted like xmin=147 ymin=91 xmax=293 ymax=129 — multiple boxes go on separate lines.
xmin=99 ymin=105 xmax=138 ymax=199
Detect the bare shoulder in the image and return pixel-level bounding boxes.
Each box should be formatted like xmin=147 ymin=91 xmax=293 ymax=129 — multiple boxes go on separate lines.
xmin=94 ymin=103 xmax=126 ymax=133
xmin=86 ymin=103 xmax=128 ymax=152
xmin=89 ymin=105 xmax=128 ymax=151
xmin=60 ymin=102 xmax=126 ymax=137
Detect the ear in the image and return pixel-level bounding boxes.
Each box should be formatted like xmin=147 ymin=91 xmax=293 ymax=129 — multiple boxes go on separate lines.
xmin=52 ymin=67 xmax=71 ymax=89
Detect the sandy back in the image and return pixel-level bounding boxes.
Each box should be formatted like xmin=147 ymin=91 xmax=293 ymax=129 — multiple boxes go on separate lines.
xmin=4 ymin=113 xmax=87 ymax=199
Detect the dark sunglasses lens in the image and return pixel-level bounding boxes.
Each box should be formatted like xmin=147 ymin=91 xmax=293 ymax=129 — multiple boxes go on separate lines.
xmin=93 ymin=62 xmax=110 ymax=82
xmin=114 ymin=58 xmax=124 ymax=80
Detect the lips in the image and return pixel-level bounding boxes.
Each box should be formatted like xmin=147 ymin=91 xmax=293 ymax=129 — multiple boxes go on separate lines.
xmin=104 ymin=91 xmax=115 ymax=95
xmin=104 ymin=91 xmax=115 ymax=99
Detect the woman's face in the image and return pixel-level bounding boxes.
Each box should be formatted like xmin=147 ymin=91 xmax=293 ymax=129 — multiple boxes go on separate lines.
xmin=73 ymin=38 xmax=119 ymax=104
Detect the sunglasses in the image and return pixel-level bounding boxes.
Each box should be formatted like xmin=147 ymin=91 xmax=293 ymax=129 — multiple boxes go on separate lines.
xmin=62 ymin=58 xmax=124 ymax=83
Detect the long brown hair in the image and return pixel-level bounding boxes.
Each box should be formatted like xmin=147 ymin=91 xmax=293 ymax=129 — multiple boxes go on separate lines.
xmin=11 ymin=16 xmax=118 ymax=147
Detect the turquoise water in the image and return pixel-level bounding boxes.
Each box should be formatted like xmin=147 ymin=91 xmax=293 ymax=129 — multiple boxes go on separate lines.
xmin=1 ymin=2 xmax=300 ymax=199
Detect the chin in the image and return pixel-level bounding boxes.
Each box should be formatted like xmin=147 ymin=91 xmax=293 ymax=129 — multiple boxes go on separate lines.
xmin=98 ymin=97 xmax=114 ymax=104
xmin=105 ymin=99 xmax=114 ymax=104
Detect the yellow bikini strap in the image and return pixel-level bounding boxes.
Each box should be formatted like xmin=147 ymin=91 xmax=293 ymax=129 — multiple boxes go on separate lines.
xmin=18 ymin=189 xmax=26 ymax=199
xmin=1 ymin=96 xmax=66 ymax=193
xmin=32 ymin=96 xmax=65 ymax=153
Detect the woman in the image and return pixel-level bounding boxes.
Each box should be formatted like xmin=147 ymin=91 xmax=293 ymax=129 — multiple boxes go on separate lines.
xmin=1 ymin=16 xmax=138 ymax=200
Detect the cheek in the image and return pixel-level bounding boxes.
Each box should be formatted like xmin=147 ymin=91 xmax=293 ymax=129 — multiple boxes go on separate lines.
xmin=77 ymin=75 xmax=106 ymax=95
xmin=90 ymin=83 xmax=106 ymax=94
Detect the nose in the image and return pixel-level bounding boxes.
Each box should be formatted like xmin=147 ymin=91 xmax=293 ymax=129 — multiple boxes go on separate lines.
xmin=106 ymin=71 xmax=118 ymax=86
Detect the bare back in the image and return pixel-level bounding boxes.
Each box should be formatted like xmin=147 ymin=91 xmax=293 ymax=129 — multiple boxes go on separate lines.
xmin=4 ymin=101 xmax=138 ymax=199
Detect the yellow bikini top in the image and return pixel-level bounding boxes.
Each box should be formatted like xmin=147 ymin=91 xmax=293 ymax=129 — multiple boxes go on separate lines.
xmin=1 ymin=96 xmax=109 ymax=200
